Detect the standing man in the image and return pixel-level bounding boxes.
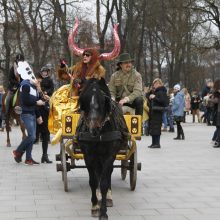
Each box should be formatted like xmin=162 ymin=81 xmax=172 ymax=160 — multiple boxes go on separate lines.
xmin=109 ymin=53 xmax=143 ymax=115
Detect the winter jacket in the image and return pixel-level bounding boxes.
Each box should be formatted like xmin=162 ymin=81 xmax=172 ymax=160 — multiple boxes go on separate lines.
xmin=109 ymin=68 xmax=143 ymax=103
xmin=191 ymin=95 xmax=202 ymax=110
xmin=209 ymin=91 xmax=220 ymax=126
xmin=19 ymin=80 xmax=39 ymax=115
xmin=148 ymin=86 xmax=167 ymax=136
xmin=40 ymin=76 xmax=54 ymax=97
xmin=172 ymin=91 xmax=185 ymax=117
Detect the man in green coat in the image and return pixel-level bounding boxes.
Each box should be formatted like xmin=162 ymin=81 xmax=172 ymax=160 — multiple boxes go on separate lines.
xmin=109 ymin=53 xmax=143 ymax=115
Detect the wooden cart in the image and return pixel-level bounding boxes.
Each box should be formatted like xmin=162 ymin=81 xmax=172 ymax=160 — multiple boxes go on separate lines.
xmin=55 ymin=113 xmax=142 ymax=192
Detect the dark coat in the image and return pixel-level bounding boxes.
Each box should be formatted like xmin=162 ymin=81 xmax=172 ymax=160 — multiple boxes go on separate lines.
xmin=211 ymin=91 xmax=220 ymax=126
xmin=148 ymin=86 xmax=168 ymax=136
xmin=191 ymin=95 xmax=202 ymax=110
xmin=40 ymin=76 xmax=54 ymax=97
xmin=201 ymin=85 xmax=211 ymax=98
xmin=35 ymin=76 xmax=54 ymax=134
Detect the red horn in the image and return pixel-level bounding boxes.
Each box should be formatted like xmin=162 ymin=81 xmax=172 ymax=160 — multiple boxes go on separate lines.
xmin=68 ymin=18 xmax=84 ymax=56
xmin=99 ymin=24 xmax=121 ymax=60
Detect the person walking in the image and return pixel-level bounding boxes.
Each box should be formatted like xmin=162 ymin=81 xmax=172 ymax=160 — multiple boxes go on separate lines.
xmin=172 ymin=84 xmax=185 ymax=140
xmin=12 ymin=61 xmax=45 ymax=165
xmin=147 ymin=78 xmax=168 ymax=148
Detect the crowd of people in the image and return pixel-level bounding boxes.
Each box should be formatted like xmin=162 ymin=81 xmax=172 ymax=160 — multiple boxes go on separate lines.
xmin=141 ymin=77 xmax=220 ymax=149
xmin=0 ymin=51 xmax=220 ymax=166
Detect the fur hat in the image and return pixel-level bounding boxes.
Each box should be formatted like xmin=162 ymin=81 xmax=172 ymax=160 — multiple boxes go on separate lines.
xmin=174 ymin=84 xmax=181 ymax=91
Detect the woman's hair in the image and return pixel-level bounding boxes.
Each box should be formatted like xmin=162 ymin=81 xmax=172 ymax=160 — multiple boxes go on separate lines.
xmin=182 ymin=88 xmax=188 ymax=95
xmin=80 ymin=48 xmax=100 ymax=76
xmin=152 ymin=78 xmax=163 ymax=86
xmin=214 ymin=78 xmax=220 ymax=90
xmin=168 ymin=88 xmax=174 ymax=94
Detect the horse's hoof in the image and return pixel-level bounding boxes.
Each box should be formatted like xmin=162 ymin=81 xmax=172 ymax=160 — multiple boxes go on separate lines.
xmin=6 ymin=144 xmax=11 ymax=147
xmin=106 ymin=189 xmax=113 ymax=207
xmin=98 ymin=199 xmax=113 ymax=207
xmin=91 ymin=204 xmax=100 ymax=217
xmin=99 ymin=214 xmax=108 ymax=220
xmin=91 ymin=209 xmax=100 ymax=217
xmin=106 ymin=199 xmax=113 ymax=207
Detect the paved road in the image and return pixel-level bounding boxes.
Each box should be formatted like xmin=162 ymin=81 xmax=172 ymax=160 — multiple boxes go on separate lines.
xmin=0 ymin=115 xmax=220 ymax=220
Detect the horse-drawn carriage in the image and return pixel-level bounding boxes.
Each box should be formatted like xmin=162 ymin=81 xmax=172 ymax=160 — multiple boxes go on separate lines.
xmin=49 ymin=81 xmax=142 ymax=193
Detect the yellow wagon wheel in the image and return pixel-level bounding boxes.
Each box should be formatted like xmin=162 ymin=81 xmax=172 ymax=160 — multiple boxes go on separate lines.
xmin=121 ymin=160 xmax=128 ymax=180
xmin=129 ymin=141 xmax=137 ymax=191
xmin=61 ymin=139 xmax=68 ymax=192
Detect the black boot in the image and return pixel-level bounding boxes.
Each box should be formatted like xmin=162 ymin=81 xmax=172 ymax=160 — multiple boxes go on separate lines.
xmin=180 ymin=127 xmax=185 ymax=140
xmin=174 ymin=129 xmax=180 ymax=140
xmin=41 ymin=154 xmax=52 ymax=163
xmin=169 ymin=127 xmax=175 ymax=132
xmin=181 ymin=132 xmax=185 ymax=140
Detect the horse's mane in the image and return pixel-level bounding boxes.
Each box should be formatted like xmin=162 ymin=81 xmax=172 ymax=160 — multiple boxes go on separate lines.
xmin=79 ymin=78 xmax=111 ymax=116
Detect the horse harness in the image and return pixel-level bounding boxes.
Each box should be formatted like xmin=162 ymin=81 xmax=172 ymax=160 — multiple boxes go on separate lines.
xmin=77 ymin=91 xmax=122 ymax=142
xmin=77 ymin=130 xmax=121 ymax=142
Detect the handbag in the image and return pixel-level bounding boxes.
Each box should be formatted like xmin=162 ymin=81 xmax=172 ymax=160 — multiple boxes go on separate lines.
xmin=173 ymin=115 xmax=184 ymax=122
xmin=152 ymin=106 xmax=169 ymax=112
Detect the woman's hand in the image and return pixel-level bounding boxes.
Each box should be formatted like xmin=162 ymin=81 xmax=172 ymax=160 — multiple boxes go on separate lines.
xmin=36 ymin=100 xmax=45 ymax=106
xmin=43 ymin=94 xmax=50 ymax=101
xmin=149 ymin=94 xmax=155 ymax=99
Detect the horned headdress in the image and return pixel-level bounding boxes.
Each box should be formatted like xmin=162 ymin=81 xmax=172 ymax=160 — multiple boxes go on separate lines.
xmin=68 ymin=18 xmax=121 ymax=60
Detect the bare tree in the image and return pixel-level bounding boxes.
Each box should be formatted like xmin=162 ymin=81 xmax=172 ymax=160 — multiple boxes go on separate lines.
xmin=0 ymin=0 xmax=11 ymax=87
xmin=11 ymin=0 xmax=57 ymax=71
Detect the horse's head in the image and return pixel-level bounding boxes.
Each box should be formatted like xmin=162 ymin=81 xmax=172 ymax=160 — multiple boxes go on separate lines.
xmin=79 ymin=78 xmax=111 ymax=136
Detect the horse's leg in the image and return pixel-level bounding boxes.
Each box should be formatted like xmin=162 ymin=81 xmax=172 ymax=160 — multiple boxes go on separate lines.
xmin=6 ymin=120 xmax=11 ymax=147
xmin=85 ymin=160 xmax=100 ymax=217
xmin=106 ymin=167 xmax=113 ymax=207
xmin=99 ymin=158 xmax=115 ymax=220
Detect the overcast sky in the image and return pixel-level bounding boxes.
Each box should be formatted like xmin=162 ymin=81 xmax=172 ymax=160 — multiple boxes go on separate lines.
xmin=76 ymin=0 xmax=98 ymax=22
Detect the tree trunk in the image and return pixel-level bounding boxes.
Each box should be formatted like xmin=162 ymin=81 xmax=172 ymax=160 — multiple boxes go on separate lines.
xmin=2 ymin=0 xmax=11 ymax=88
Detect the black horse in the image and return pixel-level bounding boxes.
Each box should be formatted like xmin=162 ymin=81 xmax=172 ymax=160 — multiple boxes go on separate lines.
xmin=76 ymin=78 xmax=129 ymax=220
